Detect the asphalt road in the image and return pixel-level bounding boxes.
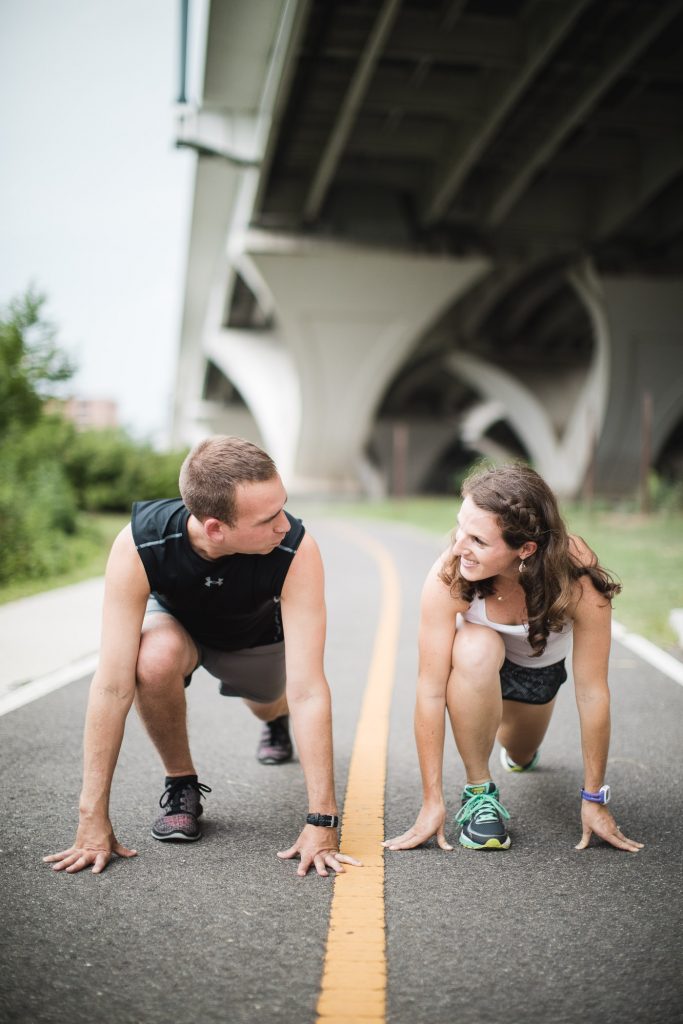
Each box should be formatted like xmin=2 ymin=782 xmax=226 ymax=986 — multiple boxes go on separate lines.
xmin=1 ymin=516 xmax=681 ymax=1024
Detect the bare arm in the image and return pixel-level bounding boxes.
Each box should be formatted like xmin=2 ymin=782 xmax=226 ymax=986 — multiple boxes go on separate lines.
xmin=43 ymin=525 xmax=150 ymax=873
xmin=571 ymin=577 xmax=643 ymax=853
xmin=276 ymin=532 xmax=360 ymax=877
xmin=384 ymin=556 xmax=466 ymax=852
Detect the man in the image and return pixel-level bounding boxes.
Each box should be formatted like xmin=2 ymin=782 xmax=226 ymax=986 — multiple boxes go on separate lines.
xmin=44 ymin=436 xmax=359 ymax=878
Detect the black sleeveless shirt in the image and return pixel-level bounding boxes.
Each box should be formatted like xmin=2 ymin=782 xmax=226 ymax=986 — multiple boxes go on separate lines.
xmin=131 ymin=499 xmax=305 ymax=651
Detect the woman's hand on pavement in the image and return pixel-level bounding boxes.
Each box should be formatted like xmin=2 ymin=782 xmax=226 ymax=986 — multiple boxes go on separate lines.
xmin=575 ymin=803 xmax=644 ymax=853
xmin=382 ymin=802 xmax=453 ymax=851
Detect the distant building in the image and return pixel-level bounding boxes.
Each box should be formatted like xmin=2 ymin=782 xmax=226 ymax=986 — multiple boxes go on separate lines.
xmin=49 ymin=398 xmax=119 ymax=431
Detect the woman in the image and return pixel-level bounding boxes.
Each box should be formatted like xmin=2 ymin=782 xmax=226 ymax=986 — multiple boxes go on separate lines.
xmin=384 ymin=463 xmax=643 ymax=854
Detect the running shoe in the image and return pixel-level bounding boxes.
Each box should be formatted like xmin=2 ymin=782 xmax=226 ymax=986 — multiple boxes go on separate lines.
xmin=257 ymin=714 xmax=293 ymax=765
xmin=456 ymin=781 xmax=511 ymax=850
xmin=499 ymin=746 xmax=540 ymax=773
xmin=151 ymin=776 xmax=212 ymax=841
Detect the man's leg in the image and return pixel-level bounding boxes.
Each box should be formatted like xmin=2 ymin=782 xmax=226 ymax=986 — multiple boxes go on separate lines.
xmin=203 ymin=642 xmax=293 ymax=765
xmin=243 ymin=693 xmax=288 ymax=723
xmin=245 ymin=695 xmax=293 ymax=766
xmin=135 ymin=613 xmax=199 ymax=775
xmin=136 ymin=613 xmax=210 ymax=842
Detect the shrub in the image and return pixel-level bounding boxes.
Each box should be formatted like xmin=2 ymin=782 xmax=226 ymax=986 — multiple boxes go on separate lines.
xmin=0 ymin=289 xmax=187 ymax=584
xmin=63 ymin=429 xmax=186 ymax=511
xmin=0 ymin=420 xmax=78 ymax=583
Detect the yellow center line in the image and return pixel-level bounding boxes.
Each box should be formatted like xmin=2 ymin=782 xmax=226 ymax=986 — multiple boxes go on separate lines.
xmin=316 ymin=525 xmax=401 ymax=1024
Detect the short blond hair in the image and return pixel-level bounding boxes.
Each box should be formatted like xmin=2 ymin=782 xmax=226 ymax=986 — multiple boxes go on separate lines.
xmin=179 ymin=435 xmax=277 ymax=526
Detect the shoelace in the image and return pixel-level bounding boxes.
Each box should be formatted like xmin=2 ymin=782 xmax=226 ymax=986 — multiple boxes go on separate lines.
xmin=455 ymin=792 xmax=510 ymax=826
xmin=265 ymin=718 xmax=289 ymax=743
xmin=159 ymin=779 xmax=212 ymax=815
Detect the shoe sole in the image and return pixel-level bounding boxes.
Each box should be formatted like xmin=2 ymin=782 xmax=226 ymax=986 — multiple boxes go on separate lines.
xmin=257 ymin=755 xmax=293 ymax=765
xmin=151 ymin=829 xmax=202 ymax=842
xmin=459 ymin=833 xmax=511 ymax=850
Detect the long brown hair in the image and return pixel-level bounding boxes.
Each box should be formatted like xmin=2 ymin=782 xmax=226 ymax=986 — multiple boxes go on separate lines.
xmin=439 ymin=462 xmax=621 ymax=656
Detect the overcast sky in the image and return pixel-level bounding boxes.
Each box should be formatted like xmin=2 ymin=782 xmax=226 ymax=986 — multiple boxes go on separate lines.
xmin=1 ymin=0 xmax=199 ymax=444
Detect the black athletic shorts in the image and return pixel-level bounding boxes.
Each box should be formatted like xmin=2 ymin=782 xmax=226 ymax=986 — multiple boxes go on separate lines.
xmin=500 ymin=657 xmax=567 ymax=705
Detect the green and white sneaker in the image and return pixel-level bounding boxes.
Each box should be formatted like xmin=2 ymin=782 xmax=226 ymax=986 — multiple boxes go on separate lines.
xmin=456 ymin=781 xmax=511 ymax=850
xmin=499 ymin=746 xmax=540 ymax=773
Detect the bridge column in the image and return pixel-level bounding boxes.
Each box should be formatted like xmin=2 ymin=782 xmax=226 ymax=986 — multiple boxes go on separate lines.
xmin=203 ymin=328 xmax=300 ymax=483
xmin=242 ymin=234 xmax=489 ymax=492
xmin=595 ymin=277 xmax=683 ymax=494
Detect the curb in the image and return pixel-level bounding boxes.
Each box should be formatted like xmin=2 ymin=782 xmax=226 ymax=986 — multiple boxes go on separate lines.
xmin=0 ymin=655 xmax=99 ymax=718
xmin=1 ymin=620 xmax=681 ymax=718
xmin=611 ymin=621 xmax=683 ymax=688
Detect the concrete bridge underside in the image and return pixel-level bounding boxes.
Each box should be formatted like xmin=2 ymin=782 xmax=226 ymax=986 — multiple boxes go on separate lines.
xmin=172 ymin=0 xmax=683 ymax=498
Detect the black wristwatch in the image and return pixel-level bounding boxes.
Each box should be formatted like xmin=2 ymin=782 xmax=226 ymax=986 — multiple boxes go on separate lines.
xmin=306 ymin=813 xmax=339 ymax=828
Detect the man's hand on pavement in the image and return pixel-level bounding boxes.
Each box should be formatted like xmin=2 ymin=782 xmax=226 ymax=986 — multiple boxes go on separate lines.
xmin=277 ymin=824 xmax=362 ymax=877
xmin=43 ymin=822 xmax=137 ymax=874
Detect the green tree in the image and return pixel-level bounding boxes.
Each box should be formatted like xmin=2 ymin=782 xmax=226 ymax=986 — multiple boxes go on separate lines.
xmin=0 ymin=287 xmax=187 ymax=587
xmin=0 ymin=288 xmax=75 ymax=435
xmin=0 ymin=289 xmax=77 ymax=583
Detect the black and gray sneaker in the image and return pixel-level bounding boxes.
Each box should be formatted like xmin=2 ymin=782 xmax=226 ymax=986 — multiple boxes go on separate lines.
xmin=456 ymin=781 xmax=511 ymax=850
xmin=151 ymin=776 xmax=212 ymax=841
xmin=257 ymin=714 xmax=294 ymax=765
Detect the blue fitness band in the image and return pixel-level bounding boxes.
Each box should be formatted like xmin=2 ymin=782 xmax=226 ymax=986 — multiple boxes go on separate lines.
xmin=580 ymin=785 xmax=611 ymax=804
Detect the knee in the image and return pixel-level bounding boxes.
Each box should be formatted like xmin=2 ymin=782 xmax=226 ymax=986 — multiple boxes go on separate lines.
xmin=452 ymin=624 xmax=505 ymax=676
xmin=136 ymin=630 xmax=190 ymax=691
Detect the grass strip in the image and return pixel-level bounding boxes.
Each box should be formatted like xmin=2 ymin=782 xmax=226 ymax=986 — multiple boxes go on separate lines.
xmin=0 ymin=513 xmax=128 ymax=605
xmin=305 ymin=497 xmax=682 ymax=649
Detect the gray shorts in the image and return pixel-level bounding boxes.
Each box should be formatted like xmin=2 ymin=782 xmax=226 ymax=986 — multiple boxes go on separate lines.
xmin=145 ymin=597 xmax=286 ymax=704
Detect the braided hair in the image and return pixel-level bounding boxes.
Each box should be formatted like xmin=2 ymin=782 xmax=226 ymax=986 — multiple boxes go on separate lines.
xmin=439 ymin=462 xmax=621 ymax=656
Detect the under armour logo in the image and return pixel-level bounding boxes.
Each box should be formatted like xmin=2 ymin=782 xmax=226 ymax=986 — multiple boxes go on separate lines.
xmin=204 ymin=577 xmax=224 ymax=588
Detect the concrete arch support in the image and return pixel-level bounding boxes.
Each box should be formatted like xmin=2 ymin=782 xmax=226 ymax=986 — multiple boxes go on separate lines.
xmin=565 ymin=259 xmax=611 ymax=469
xmin=447 ymin=352 xmax=565 ymax=488
xmin=446 ymin=348 xmax=600 ymax=497
xmin=447 ymin=259 xmax=611 ymax=497
xmin=243 ymin=234 xmax=489 ymax=491
xmin=203 ymin=328 xmax=301 ymax=483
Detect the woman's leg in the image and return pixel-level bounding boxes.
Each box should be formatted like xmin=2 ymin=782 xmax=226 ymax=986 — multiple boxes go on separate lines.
xmin=497 ymin=698 xmax=557 ymax=766
xmin=446 ymin=622 xmax=506 ymax=784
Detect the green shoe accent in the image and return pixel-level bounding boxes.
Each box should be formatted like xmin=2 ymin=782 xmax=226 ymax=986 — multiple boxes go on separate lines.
xmin=456 ymin=782 xmax=511 ymax=850
xmin=459 ymin=832 xmax=511 ymax=850
xmin=499 ymin=746 xmax=540 ymax=773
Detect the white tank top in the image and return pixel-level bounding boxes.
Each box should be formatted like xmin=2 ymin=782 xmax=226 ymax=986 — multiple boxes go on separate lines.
xmin=462 ymin=594 xmax=572 ymax=667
